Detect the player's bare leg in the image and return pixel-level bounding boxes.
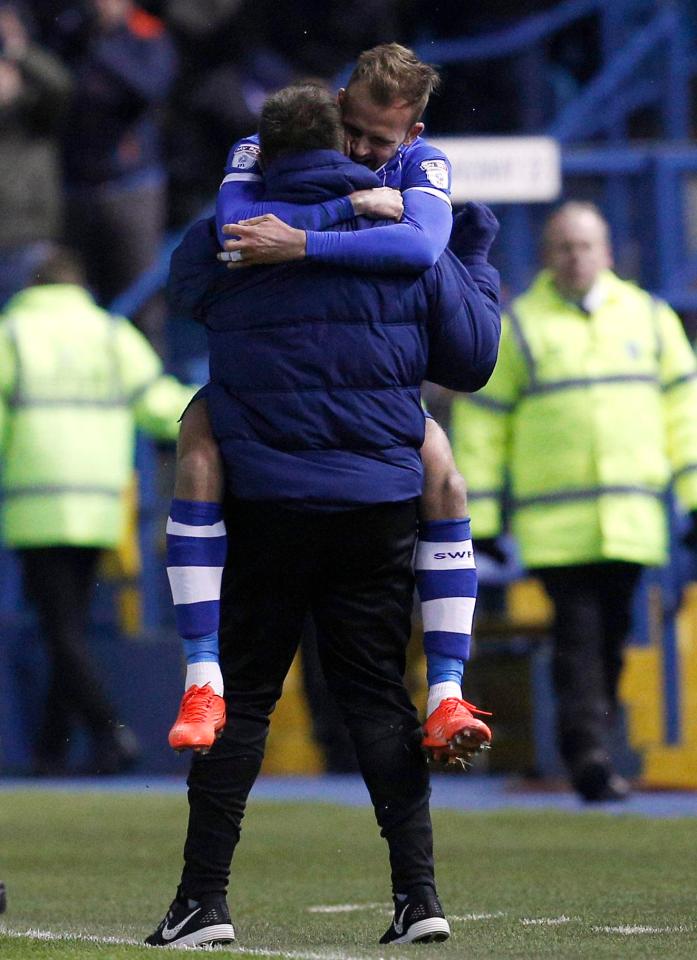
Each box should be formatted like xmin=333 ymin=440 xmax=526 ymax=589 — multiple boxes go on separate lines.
xmin=166 ymin=397 xmax=227 ymax=753
xmin=417 ymin=417 xmax=492 ymax=767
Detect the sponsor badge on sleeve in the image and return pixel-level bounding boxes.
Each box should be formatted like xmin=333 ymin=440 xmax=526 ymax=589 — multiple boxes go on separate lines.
xmin=420 ymin=159 xmax=449 ymax=190
xmin=231 ymin=143 xmax=261 ymax=170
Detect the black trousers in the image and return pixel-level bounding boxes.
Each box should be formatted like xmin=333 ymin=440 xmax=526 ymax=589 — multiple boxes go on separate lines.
xmin=536 ymin=561 xmax=643 ymax=768
xmin=181 ymin=498 xmax=434 ymax=899
xmin=19 ymin=546 xmax=116 ymax=762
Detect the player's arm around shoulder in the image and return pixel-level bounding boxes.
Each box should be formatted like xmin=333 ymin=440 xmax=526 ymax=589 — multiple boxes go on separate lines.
xmin=113 ymin=318 xmax=197 ymax=442
xmin=399 ymin=142 xmax=454 ymax=269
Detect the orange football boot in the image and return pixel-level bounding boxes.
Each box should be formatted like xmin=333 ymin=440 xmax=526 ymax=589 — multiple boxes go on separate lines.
xmin=422 ymin=698 xmax=492 ymax=768
xmin=168 ymin=684 xmax=226 ymax=753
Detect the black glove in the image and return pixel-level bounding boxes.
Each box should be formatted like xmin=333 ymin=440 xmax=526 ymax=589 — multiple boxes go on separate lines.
xmin=449 ymin=202 xmax=500 ymax=264
xmin=682 ymin=510 xmax=697 ymax=549
xmin=475 ymin=537 xmax=508 ymax=565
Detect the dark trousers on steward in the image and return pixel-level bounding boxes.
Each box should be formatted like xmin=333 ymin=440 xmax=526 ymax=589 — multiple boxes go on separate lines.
xmin=180 ymin=498 xmax=434 ymax=899
xmin=18 ymin=546 xmax=117 ymax=765
xmin=536 ymin=561 xmax=643 ymax=768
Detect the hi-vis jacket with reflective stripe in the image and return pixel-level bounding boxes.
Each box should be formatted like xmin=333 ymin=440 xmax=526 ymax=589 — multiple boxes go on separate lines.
xmin=0 ymin=284 xmax=196 ymax=547
xmin=451 ymin=269 xmax=697 ymax=568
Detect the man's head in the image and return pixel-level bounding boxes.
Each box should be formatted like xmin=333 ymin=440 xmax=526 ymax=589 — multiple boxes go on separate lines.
xmin=259 ymin=82 xmax=344 ymax=165
xmin=543 ymin=201 xmax=612 ymax=300
xmin=339 ymin=43 xmax=440 ymax=170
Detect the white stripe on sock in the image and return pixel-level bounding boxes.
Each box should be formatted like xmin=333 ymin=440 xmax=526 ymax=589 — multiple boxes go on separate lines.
xmin=186 ymin=662 xmax=224 ymax=697
xmin=167 ymin=566 xmax=224 ymax=604
xmin=415 ymin=539 xmax=475 ymax=569
xmin=421 ymin=596 xmax=476 ymax=634
xmin=427 ymin=681 xmax=462 ymax=718
xmin=166 ymin=518 xmax=226 ymax=538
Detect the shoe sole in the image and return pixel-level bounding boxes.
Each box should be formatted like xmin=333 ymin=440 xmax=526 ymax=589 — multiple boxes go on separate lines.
xmin=424 ymin=728 xmax=491 ymax=768
xmin=388 ymin=917 xmax=451 ymax=944
xmin=155 ymin=923 xmax=235 ymax=947
xmin=169 ymin=724 xmax=226 ymax=754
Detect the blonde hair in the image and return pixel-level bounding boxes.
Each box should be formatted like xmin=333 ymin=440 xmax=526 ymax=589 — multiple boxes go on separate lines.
xmin=347 ymin=43 xmax=440 ymax=122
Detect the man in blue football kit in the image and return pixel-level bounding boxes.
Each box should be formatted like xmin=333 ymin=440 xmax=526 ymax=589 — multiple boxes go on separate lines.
xmin=166 ymin=44 xmax=495 ymax=767
xmin=148 ymin=81 xmax=500 ymax=949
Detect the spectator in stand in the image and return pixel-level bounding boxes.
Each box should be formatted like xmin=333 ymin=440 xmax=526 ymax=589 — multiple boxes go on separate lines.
xmin=54 ymin=0 xmax=177 ymax=349
xmin=0 ymin=3 xmax=72 ymax=306
xmin=145 ymin=0 xmax=276 ymax=228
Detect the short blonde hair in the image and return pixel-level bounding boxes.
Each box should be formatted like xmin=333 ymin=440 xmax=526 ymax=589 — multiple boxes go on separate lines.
xmin=347 ymin=43 xmax=440 ymax=123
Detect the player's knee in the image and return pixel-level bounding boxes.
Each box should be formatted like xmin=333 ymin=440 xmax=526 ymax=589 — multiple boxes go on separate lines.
xmin=175 ymin=436 xmax=224 ymax=502
xmin=421 ymin=467 xmax=467 ymax=521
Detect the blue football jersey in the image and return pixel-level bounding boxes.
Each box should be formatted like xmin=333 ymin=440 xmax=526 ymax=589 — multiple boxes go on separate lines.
xmin=376 ymin=136 xmax=452 ymax=206
xmin=222 ymin=133 xmax=451 ymax=204
xmin=221 ymin=134 xmax=263 ymax=183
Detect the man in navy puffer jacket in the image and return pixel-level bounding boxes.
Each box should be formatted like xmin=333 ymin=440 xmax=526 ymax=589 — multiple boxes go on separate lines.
xmin=147 ymin=83 xmax=500 ymax=949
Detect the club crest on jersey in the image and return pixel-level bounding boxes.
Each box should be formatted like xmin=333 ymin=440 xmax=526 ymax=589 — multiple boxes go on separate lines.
xmin=420 ymin=159 xmax=449 ymax=189
xmin=231 ymin=143 xmax=261 ymax=170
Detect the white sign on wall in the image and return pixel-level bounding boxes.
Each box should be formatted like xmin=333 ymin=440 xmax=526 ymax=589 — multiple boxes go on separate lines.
xmin=429 ymin=136 xmax=562 ymax=203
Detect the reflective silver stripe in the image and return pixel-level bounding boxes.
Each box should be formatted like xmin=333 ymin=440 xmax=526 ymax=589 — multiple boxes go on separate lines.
xmin=507 ymin=307 xmax=537 ymax=390
xmin=673 ymin=463 xmax=697 ymax=480
xmin=221 ymin=172 xmax=262 ymax=185
xmin=514 ymin=485 xmax=664 ymax=509
xmin=403 ymin=186 xmax=452 ymax=206
xmin=663 ymin=371 xmax=697 ymax=392
xmin=6 ymin=312 xmax=127 ymax=408
xmin=468 ymin=393 xmax=514 ymax=413
xmin=524 ymin=373 xmax=659 ymax=397
xmin=5 ymin=484 xmax=122 ymax=498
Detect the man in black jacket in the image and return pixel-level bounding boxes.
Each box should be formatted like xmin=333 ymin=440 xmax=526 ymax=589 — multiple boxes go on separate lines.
xmin=147 ymin=83 xmax=500 ymax=949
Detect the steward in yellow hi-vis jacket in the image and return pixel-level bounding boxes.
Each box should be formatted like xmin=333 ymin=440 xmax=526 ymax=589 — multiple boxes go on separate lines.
xmin=0 ymin=246 xmax=196 ymax=776
xmin=451 ymin=201 xmax=697 ymax=802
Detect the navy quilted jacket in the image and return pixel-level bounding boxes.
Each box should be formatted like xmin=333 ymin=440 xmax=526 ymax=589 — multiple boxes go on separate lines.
xmin=169 ymin=149 xmax=500 ymax=508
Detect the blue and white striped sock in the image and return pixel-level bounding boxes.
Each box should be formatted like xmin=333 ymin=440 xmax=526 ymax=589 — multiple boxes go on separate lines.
xmin=166 ymin=499 xmax=227 ymax=696
xmin=415 ymin=518 xmax=477 ymax=717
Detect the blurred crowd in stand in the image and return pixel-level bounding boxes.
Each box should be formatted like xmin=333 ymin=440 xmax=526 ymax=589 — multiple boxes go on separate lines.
xmin=0 ymin=0 xmax=606 ymax=351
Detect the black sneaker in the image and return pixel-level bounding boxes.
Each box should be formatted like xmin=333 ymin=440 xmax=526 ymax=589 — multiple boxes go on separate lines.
xmin=379 ymin=885 xmax=450 ymax=944
xmin=145 ymin=894 xmax=235 ymax=947
xmin=572 ymin=751 xmax=631 ymax=803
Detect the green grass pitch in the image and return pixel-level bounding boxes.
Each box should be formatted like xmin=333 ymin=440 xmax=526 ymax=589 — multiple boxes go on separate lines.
xmin=1 ymin=789 xmax=696 ymax=959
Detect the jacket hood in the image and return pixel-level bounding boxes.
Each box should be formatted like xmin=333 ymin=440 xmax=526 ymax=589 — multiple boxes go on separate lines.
xmin=264 ymin=149 xmax=380 ymax=203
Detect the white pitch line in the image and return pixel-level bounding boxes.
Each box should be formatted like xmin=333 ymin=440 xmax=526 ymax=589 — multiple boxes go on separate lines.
xmin=450 ymin=912 xmax=506 ymax=922
xmin=521 ymin=916 xmax=574 ymax=926
xmin=592 ymin=925 xmax=690 ymax=935
xmin=0 ymin=928 xmax=142 ymax=946
xmin=0 ymin=927 xmax=372 ymax=959
xmin=307 ymin=903 xmax=388 ymax=914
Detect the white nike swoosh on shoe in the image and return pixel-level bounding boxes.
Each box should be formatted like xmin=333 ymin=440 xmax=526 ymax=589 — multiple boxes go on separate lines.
xmin=161 ymin=908 xmax=201 ymax=941
xmin=393 ymin=904 xmax=409 ymax=936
